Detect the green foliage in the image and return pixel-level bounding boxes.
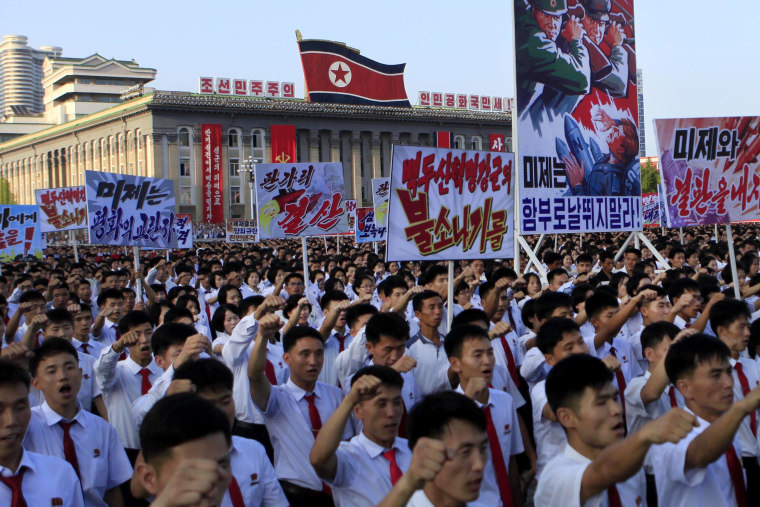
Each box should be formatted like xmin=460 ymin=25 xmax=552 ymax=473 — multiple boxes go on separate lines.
xmin=0 ymin=178 xmax=16 ymax=204
xmin=641 ymin=161 xmax=660 ymax=194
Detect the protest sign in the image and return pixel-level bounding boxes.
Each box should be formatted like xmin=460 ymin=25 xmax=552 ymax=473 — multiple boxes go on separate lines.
xmin=514 ymin=0 xmax=641 ymax=233
xmin=255 ymin=162 xmax=349 ymax=239
xmin=176 ymin=214 xmax=193 ymax=249
xmin=85 ymin=171 xmax=178 ymax=248
xmin=371 ymin=178 xmax=389 ymax=241
xmin=386 ymin=145 xmax=514 ymax=261
xmin=0 ymin=206 xmax=43 ymax=262
xmin=201 ymin=124 xmax=224 ymax=224
xmin=226 ymin=219 xmax=258 ymax=242
xmin=654 ymin=116 xmax=760 ymax=227
xmin=340 ymin=199 xmax=357 ymax=235
xmin=356 ymin=207 xmax=386 ymax=243
xmin=34 ymin=186 xmax=87 ymax=233
xmin=642 ymin=193 xmax=660 ymax=227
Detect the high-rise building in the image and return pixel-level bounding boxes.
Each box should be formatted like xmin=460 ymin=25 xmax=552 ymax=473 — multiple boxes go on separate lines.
xmin=636 ymin=68 xmax=645 ymax=157
xmin=0 ymin=35 xmax=62 ymax=116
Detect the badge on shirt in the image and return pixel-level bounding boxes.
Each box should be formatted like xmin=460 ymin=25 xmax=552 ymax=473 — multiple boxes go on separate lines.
xmin=504 ymin=424 xmax=511 ymax=434
xmin=250 ymin=473 xmax=259 ymax=486
xmin=51 ymin=499 xmax=63 ymax=506
xmin=93 ymin=448 xmax=101 ymax=458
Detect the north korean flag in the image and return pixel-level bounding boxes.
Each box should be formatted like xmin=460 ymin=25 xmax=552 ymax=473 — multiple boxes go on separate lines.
xmin=298 ymin=39 xmax=411 ymax=107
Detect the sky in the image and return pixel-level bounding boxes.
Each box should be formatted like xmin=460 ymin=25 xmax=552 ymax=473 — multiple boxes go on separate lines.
xmin=2 ymin=0 xmax=757 ymax=157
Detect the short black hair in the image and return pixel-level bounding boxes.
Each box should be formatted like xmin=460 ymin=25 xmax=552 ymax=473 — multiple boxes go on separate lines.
xmin=407 ymin=391 xmax=486 ymax=450
xmin=443 ymin=324 xmax=490 ymax=359
xmin=140 ymin=393 xmax=231 ymax=465
xmin=665 ymin=333 xmax=731 ymax=385
xmin=19 ymin=289 xmax=45 ymax=305
xmin=451 ymin=308 xmax=490 ymax=329
xmin=211 ymin=304 xmax=239 ymax=334
xmin=319 ymin=290 xmax=349 ymax=312
xmin=0 ymin=359 xmax=30 ymax=390
xmin=576 ymin=253 xmax=593 ymax=264
xmin=585 ymin=291 xmax=619 ymax=320
xmin=173 ymin=358 xmax=233 ymax=393
xmin=239 ymin=295 xmax=263 ymax=317
xmin=147 ymin=300 xmax=173 ymax=327
xmin=345 ymin=303 xmax=378 ymax=330
xmin=351 ymin=365 xmax=404 ymax=390
xmin=641 ymin=321 xmax=680 ymax=353
xmin=418 ymin=265 xmax=448 ymax=287
xmin=381 ymin=275 xmax=408 ymax=298
xmin=282 ymin=326 xmax=323 ymax=352
xmin=412 ymin=289 xmax=442 ymax=313
xmin=151 ymin=322 xmax=196 ymax=357
xmin=546 ymin=354 xmax=613 ymax=414
xmin=30 ymin=337 xmax=78 ymax=377
xmin=45 ymin=308 xmax=73 ymax=326
xmin=536 ymin=317 xmax=581 ymax=355
xmin=96 ymin=288 xmax=124 ymax=308
xmin=534 ymin=292 xmax=572 ymax=321
xmin=163 ymin=307 xmax=193 ymax=324
xmin=547 ymin=268 xmax=568 ymax=285
xmin=365 ymin=312 xmax=409 ymax=344
xmin=667 ymin=278 xmax=700 ymax=302
xmin=709 ymin=299 xmax=751 ymax=335
xmin=118 ymin=310 xmax=153 ymax=334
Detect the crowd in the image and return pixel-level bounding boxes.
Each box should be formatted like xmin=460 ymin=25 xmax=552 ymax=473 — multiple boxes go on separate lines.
xmin=1 ymin=224 xmax=760 ymax=506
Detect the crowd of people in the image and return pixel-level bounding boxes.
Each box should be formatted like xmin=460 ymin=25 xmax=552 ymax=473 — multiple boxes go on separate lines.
xmin=1 ymin=224 xmax=760 ymax=506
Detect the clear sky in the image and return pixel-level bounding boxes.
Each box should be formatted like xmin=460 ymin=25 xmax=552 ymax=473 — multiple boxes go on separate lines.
xmin=2 ymin=0 xmax=757 ymax=156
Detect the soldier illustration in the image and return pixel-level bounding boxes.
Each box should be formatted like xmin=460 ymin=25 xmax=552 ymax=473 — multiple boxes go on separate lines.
xmin=515 ymin=0 xmax=591 ymax=135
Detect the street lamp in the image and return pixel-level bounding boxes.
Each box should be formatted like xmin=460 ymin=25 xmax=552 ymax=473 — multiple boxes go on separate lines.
xmin=238 ymin=155 xmax=257 ymax=222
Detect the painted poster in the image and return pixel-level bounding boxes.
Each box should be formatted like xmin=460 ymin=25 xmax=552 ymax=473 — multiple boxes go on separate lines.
xmin=386 ymin=145 xmax=515 ymax=261
xmin=34 ymin=186 xmax=87 ymax=233
xmin=371 ymin=178 xmax=390 ymax=241
xmin=356 ymin=207 xmax=386 ymax=243
xmin=642 ymin=193 xmax=659 ymax=227
xmin=176 ymin=214 xmax=193 ymax=249
xmin=514 ymin=0 xmax=641 ymax=233
xmin=0 ymin=206 xmax=43 ymax=261
xmin=226 ymin=219 xmax=258 ymax=243
xmin=341 ymin=199 xmax=357 ymax=235
xmin=85 ymin=171 xmax=177 ymax=248
xmin=201 ymin=124 xmax=224 ymax=224
xmin=654 ymin=116 xmax=760 ymax=227
xmin=255 ymin=162 xmax=349 ymax=239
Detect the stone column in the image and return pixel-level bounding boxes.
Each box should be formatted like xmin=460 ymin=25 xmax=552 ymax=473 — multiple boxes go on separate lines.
xmin=351 ymin=135 xmax=361 ymax=202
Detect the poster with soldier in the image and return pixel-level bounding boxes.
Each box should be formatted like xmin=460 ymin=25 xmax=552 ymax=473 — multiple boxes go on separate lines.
xmin=515 ymin=0 xmax=642 ymax=233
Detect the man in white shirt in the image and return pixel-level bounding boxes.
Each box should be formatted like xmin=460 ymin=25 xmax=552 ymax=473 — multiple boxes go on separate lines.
xmin=71 ymin=303 xmax=106 ymax=358
xmin=650 ymin=333 xmax=760 ymax=507
xmin=0 ymin=358 xmax=85 ymax=507
xmin=376 ymin=391 xmax=491 ymax=507
xmin=311 ymin=365 xmax=412 ymax=507
xmin=535 ymin=354 xmax=696 ymax=507
xmin=24 ymin=338 xmax=132 ymax=507
xmin=248 ymin=314 xmax=351 ymax=506
xmin=91 ymin=289 xmax=125 ymax=346
xmin=318 ymin=291 xmax=353 ymax=386
xmin=406 ymin=290 xmax=450 ymax=396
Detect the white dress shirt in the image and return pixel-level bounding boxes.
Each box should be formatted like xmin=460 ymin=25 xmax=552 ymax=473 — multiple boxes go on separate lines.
xmin=535 ymin=443 xmax=646 ymax=507
xmin=406 ymin=490 xmax=489 ymax=507
xmin=729 ymin=356 xmax=760 ymax=457
xmin=406 ymin=331 xmax=450 ymax=395
xmin=0 ymin=450 xmax=85 ymax=507
xmin=319 ymin=327 xmax=351 ymax=387
xmin=93 ymin=318 xmax=120 ymax=346
xmin=262 ymin=379 xmax=351 ymax=490
xmin=531 ymin=380 xmax=567 ymax=479
xmin=222 ymin=436 xmax=288 ymax=507
xmin=329 ymin=433 xmax=412 ymax=507
xmin=335 ymin=326 xmax=370 ymax=382
xmin=93 ymin=347 xmax=162 ymax=448
xmin=23 ymin=402 xmax=133 ymax=507
xmin=72 ymin=337 xmax=106 ymax=358
xmin=624 ymin=370 xmax=684 ymax=436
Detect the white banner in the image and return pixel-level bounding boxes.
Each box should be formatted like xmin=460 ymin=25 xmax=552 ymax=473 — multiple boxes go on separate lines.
xmin=35 ymin=186 xmax=87 ymax=233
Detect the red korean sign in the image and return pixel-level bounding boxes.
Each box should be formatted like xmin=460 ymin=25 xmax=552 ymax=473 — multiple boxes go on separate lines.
xmin=34 ymin=186 xmax=87 ymax=233
xmin=201 ymin=124 xmax=224 ymax=224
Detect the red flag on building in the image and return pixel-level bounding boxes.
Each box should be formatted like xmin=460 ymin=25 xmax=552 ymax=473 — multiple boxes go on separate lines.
xmin=270 ymin=125 xmax=296 ymax=163
xmin=436 ymin=132 xmax=452 ymax=149
xmin=298 ymin=38 xmax=411 ymax=107
xmin=489 ymin=134 xmax=505 ymax=152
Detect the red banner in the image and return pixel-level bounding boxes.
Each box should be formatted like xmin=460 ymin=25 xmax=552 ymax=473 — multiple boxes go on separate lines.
xmin=201 ymin=124 xmax=224 ymax=224
xmin=436 ymin=132 xmax=451 ymax=149
xmin=489 ymin=134 xmax=505 ymax=152
xmin=270 ymin=124 xmax=296 ymax=164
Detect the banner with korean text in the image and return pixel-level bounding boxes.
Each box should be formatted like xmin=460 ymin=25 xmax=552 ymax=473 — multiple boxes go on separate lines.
xmin=514 ymin=0 xmax=641 ymax=233
xmin=342 ymin=199 xmax=357 ymax=235
xmin=85 ymin=171 xmax=178 ymax=248
xmin=255 ymin=162 xmax=349 ymax=239
xmin=201 ymin=124 xmax=224 ymax=224
xmin=226 ymin=219 xmax=258 ymax=242
xmin=356 ymin=207 xmax=386 ymax=243
xmin=371 ymin=178 xmax=389 ymax=241
xmin=0 ymin=206 xmax=43 ymax=262
xmin=654 ymin=116 xmax=760 ymax=226
xmin=642 ymin=193 xmax=660 ymax=227
xmin=386 ymin=146 xmax=514 ymax=261
xmin=34 ymin=186 xmax=87 ymax=233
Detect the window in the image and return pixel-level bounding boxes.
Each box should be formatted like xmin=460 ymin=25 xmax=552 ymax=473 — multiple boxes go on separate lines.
xmin=179 ymin=158 xmax=191 ymax=177
xmin=179 ymin=129 xmax=190 ymax=147
xmin=453 ymin=135 xmax=465 ymax=150
xmin=470 ymin=136 xmax=483 ymax=151
xmin=228 ymin=131 xmax=239 ymax=147
xmin=229 ymin=158 xmax=239 ymax=176
xmin=230 ymin=186 xmax=241 ymax=204
xmin=177 ymin=128 xmax=194 ymax=199
xmin=180 ymin=186 xmax=193 ymax=205
xmin=251 ymin=129 xmax=266 ymax=163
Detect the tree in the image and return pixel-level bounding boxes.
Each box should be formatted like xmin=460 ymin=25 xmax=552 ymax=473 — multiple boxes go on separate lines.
xmin=0 ymin=178 xmax=16 ymax=204
xmin=640 ymin=160 xmax=660 ymax=194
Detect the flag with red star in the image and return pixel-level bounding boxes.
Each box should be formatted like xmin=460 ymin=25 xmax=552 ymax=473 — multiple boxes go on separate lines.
xmin=298 ymin=39 xmax=411 ymax=107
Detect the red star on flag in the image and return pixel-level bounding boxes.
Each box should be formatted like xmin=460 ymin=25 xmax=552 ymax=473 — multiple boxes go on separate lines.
xmin=331 ymin=63 xmax=350 ymax=84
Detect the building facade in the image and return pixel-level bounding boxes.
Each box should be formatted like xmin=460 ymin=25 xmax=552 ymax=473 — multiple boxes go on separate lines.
xmin=0 ymin=91 xmax=511 ymax=220
xmin=0 ymin=35 xmax=62 ymax=116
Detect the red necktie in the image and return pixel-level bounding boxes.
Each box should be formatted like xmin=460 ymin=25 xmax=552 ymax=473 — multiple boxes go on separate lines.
xmin=734 ymin=362 xmax=757 ymax=437
xmin=335 ymin=333 xmax=346 ymax=353
xmin=726 ymin=445 xmax=749 ymax=507
xmin=0 ymin=467 xmax=28 ymax=507
xmin=607 ymin=484 xmax=623 ymax=507
xmin=265 ymin=360 xmax=278 ymax=386
xmin=304 ymin=393 xmax=322 ymax=438
xmin=500 ymin=336 xmax=521 ymax=388
xmin=139 ymin=368 xmax=152 ymax=395
xmin=80 ymin=343 xmax=89 ymax=355
xmin=382 ymin=449 xmax=403 ymax=486
xmin=668 ymin=386 xmax=678 ymax=408
xmin=227 ymin=476 xmax=245 ymax=507
xmin=506 ymin=305 xmax=517 ymax=331
xmin=483 ymin=405 xmax=514 ymax=507
xmin=58 ymin=421 xmax=81 ymax=480
xmin=609 ymin=347 xmax=627 ymax=431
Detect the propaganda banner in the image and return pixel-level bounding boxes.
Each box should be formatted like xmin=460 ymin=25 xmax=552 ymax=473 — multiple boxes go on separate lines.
xmin=356 ymin=207 xmax=386 ymax=243
xmin=201 ymin=124 xmax=224 ymax=224
xmin=654 ymin=116 xmax=760 ymax=227
xmin=514 ymin=0 xmax=641 ymax=233
xmin=226 ymin=219 xmax=258 ymax=243
xmin=371 ymin=178 xmax=390 ymax=242
xmin=0 ymin=206 xmax=43 ymax=262
xmin=642 ymin=193 xmax=660 ymax=227
xmin=386 ymin=146 xmax=515 ymax=261
xmin=34 ymin=186 xmax=87 ymax=233
xmin=85 ymin=170 xmax=177 ymax=248
xmin=176 ymin=214 xmax=193 ymax=249
xmin=255 ymin=162 xmax=349 ymax=239
xmin=341 ymin=199 xmax=357 ymax=235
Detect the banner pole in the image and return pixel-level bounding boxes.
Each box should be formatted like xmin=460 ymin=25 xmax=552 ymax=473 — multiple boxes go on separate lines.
xmin=133 ymin=246 xmax=143 ymax=302
xmin=374 ymin=242 xmax=378 ymax=255
xmin=714 ymin=224 xmax=719 ymax=242
xmin=679 ymin=227 xmax=684 ymax=245
xmin=447 ymin=260 xmax=454 ymax=333
xmin=70 ymin=230 xmax=79 ymax=263
xmin=302 ymin=237 xmax=309 ymax=285
xmin=337 ymin=236 xmax=340 ymax=255
xmin=324 ymin=236 xmax=328 ymax=252
xmin=726 ymin=224 xmax=741 ymax=300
